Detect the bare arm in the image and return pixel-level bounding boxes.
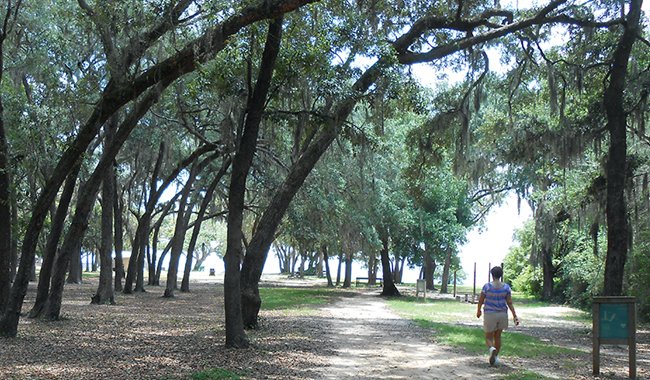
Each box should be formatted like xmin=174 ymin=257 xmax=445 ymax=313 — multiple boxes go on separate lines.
xmin=506 ymin=293 xmax=520 ymax=325
xmin=476 ymin=292 xmax=486 ymax=318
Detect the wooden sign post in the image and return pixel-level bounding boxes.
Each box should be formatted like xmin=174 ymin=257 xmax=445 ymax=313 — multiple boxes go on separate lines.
xmin=592 ymin=296 xmax=636 ymax=379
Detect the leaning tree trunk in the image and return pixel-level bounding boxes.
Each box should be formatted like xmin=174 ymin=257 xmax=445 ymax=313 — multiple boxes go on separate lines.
xmin=164 ymin=162 xmax=198 ymax=298
xmin=225 ymin=17 xmax=283 ymax=343
xmin=239 ymin=51 xmax=391 ymax=329
xmin=181 ymin=158 xmax=231 ymax=292
xmin=91 ymin=120 xmax=117 ymax=306
xmin=379 ymin=233 xmax=400 ymax=296
xmin=28 ymin=163 xmax=80 ymax=318
xmin=0 ymin=0 xmax=313 ymax=338
xmin=43 ymin=82 xmax=174 ymax=321
xmin=603 ymin=0 xmax=641 ymax=296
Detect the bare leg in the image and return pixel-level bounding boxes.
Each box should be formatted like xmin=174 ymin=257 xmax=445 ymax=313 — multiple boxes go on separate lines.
xmin=494 ymin=329 xmax=503 ymax=355
xmin=485 ymin=331 xmax=495 ymax=349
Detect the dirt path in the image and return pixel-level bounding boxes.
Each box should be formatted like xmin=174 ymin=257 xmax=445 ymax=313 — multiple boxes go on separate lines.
xmin=315 ymin=289 xmax=650 ymax=380
xmin=318 ymin=290 xmax=503 ymax=379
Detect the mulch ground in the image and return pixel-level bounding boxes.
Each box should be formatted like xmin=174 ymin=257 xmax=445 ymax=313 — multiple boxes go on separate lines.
xmin=0 ymin=276 xmax=334 ymax=379
xmin=0 ymin=276 xmax=648 ymax=379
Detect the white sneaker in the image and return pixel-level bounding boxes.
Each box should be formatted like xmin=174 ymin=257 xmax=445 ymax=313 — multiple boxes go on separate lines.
xmin=489 ymin=347 xmax=497 ymax=365
xmin=494 ymin=356 xmax=500 ymax=365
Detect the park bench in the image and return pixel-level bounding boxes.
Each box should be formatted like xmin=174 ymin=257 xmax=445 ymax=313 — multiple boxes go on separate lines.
xmin=355 ymin=277 xmax=383 ymax=286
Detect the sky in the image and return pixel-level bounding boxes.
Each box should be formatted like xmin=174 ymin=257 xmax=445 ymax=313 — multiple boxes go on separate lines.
xmin=458 ymin=194 xmax=532 ymax=287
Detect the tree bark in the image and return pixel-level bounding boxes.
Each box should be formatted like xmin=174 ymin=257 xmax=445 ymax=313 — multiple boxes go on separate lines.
xmin=0 ymin=0 xmax=313 ymax=337
xmin=440 ymin=247 xmax=452 ymax=293
xmin=113 ymin=179 xmax=125 ymax=292
xmin=164 ymin=162 xmax=199 ymax=298
xmin=0 ymin=0 xmax=20 ymax=316
xmin=28 ymin=162 xmax=80 ymax=318
xmin=379 ymin=233 xmax=400 ymax=296
xmin=343 ymin=248 xmax=353 ymax=288
xmin=124 ymin=143 xmax=214 ymax=293
xmin=225 ymin=17 xmax=283 ymax=343
xmin=602 ymin=0 xmax=642 ymax=296
xmin=165 ymin=152 xmax=220 ymax=297
xmin=180 ymin=158 xmax=231 ymax=292
xmin=424 ymin=244 xmax=436 ymax=291
xmin=323 ymin=245 xmax=334 ymax=287
xmin=42 ymin=82 xmax=173 ymax=321
xmin=91 ymin=119 xmax=117 ymax=305
xmin=541 ymin=246 xmax=555 ymax=300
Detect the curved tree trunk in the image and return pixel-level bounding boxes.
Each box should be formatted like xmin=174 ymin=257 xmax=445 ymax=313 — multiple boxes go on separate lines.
xmin=28 ymin=162 xmax=81 ymax=318
xmin=0 ymin=0 xmax=314 ymax=338
xmin=239 ymin=50 xmax=392 ymax=330
xmin=42 ymin=82 xmax=173 ymax=321
xmin=91 ymin=119 xmax=117 ymax=305
xmin=164 ymin=162 xmax=199 ymax=298
xmin=379 ymin=233 xmax=400 ymax=296
xmin=225 ymin=17 xmax=283 ymax=344
xmin=181 ymin=158 xmax=231 ymax=292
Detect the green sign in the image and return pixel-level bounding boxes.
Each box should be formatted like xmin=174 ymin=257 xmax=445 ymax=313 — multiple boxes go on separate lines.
xmin=600 ymin=303 xmax=629 ymax=339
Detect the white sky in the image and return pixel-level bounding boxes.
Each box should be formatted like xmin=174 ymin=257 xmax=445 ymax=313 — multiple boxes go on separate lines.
xmin=458 ymin=194 xmax=532 ymax=287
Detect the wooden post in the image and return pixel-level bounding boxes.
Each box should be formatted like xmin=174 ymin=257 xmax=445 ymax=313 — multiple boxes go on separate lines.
xmin=453 ymin=271 xmax=457 ymax=297
xmin=472 ymin=262 xmax=476 ymax=303
xmin=592 ymin=297 xmax=636 ymax=379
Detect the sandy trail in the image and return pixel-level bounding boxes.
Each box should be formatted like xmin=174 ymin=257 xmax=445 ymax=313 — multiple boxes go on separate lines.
xmin=318 ymin=290 xmax=505 ymax=379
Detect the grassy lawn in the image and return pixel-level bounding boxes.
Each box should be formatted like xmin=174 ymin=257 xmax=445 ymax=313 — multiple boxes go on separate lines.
xmin=258 ymin=287 xmax=343 ymax=310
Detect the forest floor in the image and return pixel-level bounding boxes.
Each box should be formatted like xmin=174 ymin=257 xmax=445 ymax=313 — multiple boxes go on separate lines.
xmin=0 ymin=274 xmax=647 ymax=379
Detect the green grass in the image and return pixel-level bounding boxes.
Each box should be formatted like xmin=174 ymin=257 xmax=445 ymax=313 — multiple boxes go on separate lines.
xmin=500 ymin=371 xmax=551 ymax=380
xmin=258 ymin=287 xmax=342 ymax=310
xmin=190 ymin=368 xmax=244 ymax=380
xmin=388 ymin=297 xmax=581 ymax=359
xmin=415 ymin=320 xmax=574 ymax=358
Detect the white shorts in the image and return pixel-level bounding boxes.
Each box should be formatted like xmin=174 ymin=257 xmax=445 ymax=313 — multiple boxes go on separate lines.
xmin=483 ymin=311 xmax=508 ymax=332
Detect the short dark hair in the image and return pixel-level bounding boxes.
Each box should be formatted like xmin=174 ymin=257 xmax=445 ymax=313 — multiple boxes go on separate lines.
xmin=490 ymin=266 xmax=503 ymax=280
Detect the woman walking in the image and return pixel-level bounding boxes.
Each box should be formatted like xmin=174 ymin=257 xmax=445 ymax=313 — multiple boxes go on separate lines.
xmin=476 ymin=266 xmax=519 ymax=365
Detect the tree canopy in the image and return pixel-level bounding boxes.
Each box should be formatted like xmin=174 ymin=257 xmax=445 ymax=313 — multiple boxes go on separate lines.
xmin=0 ymin=0 xmax=648 ymax=345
